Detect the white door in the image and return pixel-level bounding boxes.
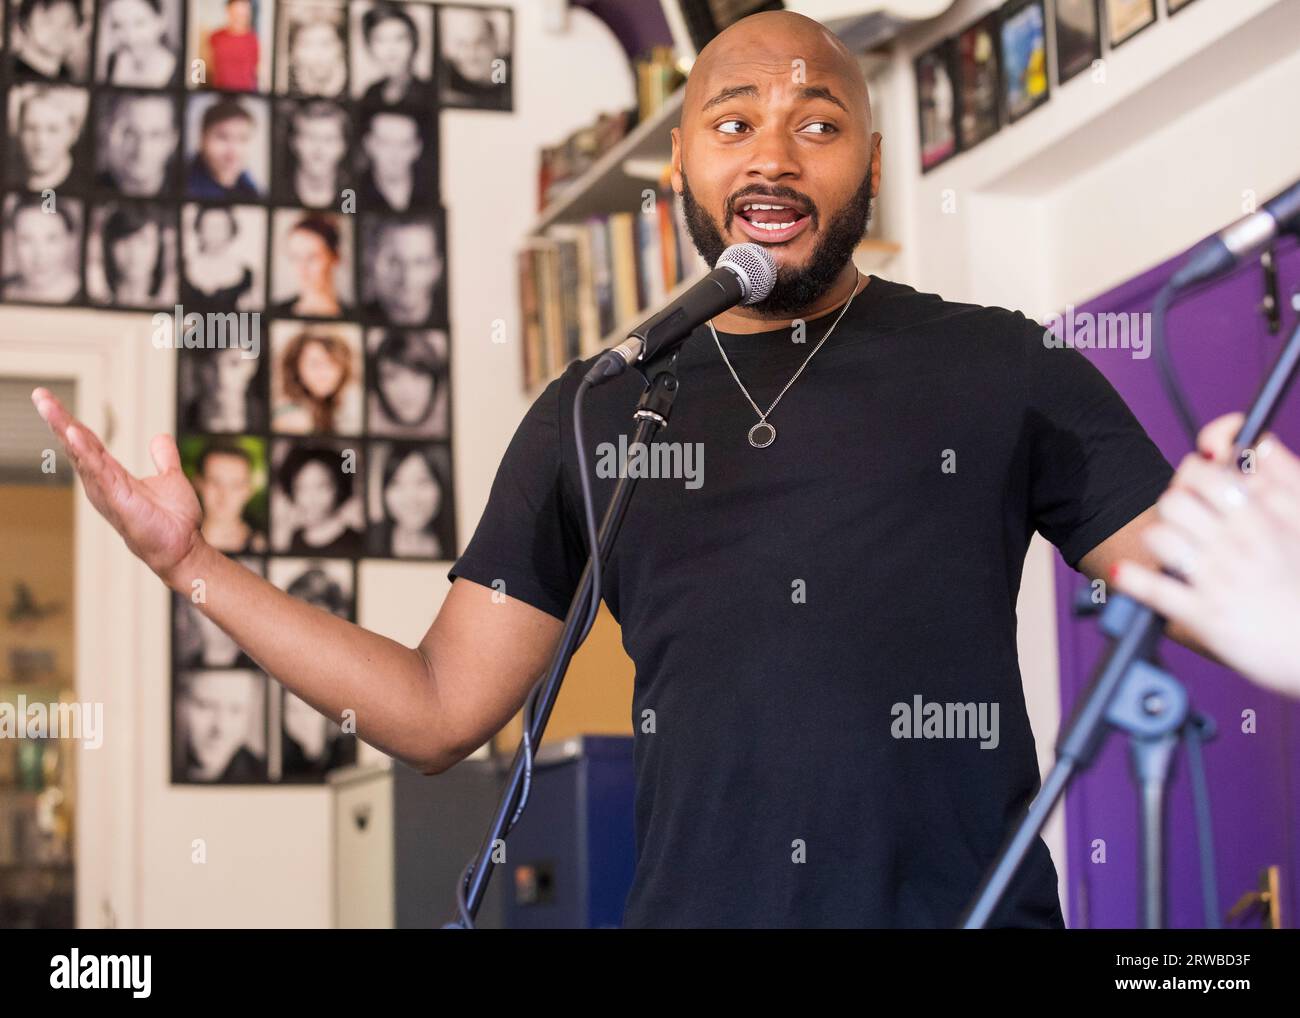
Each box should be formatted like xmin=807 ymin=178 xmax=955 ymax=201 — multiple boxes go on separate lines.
xmin=0 ymin=308 xmax=154 ymax=927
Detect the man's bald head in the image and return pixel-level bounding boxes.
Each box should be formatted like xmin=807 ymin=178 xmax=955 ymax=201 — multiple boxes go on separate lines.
xmin=683 ymin=11 xmax=871 ymax=133
xmin=670 ymin=10 xmax=881 ymax=321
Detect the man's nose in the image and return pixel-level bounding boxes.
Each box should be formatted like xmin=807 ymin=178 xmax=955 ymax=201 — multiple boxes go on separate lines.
xmin=745 ymin=127 xmax=801 ymax=183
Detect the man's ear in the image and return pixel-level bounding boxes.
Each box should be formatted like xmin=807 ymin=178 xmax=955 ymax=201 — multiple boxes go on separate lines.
xmin=670 ymin=126 xmax=683 ymax=195
xmin=870 ymin=132 xmax=882 ymax=197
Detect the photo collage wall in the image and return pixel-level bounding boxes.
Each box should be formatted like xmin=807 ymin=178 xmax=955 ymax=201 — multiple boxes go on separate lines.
xmin=915 ymin=0 xmax=1200 ymax=173
xmin=0 ymin=0 xmax=513 ymax=784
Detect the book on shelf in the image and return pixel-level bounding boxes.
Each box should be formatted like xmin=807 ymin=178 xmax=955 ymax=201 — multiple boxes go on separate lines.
xmin=519 ymin=181 xmax=706 ymax=390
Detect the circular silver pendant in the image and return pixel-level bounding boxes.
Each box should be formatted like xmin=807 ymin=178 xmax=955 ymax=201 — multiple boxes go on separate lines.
xmin=748 ymin=421 xmax=776 ymax=448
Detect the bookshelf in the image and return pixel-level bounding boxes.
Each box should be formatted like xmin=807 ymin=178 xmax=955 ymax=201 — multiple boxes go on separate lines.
xmin=529 ymin=89 xmax=687 ymax=236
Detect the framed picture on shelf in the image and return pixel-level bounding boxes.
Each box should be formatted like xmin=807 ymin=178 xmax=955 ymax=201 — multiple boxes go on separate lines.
xmin=999 ymin=0 xmax=1050 ymax=124
xmin=1054 ymin=0 xmax=1102 ymax=86
xmin=955 ymin=13 xmax=1001 ymax=152
xmin=1105 ymin=0 xmax=1158 ymax=49
xmin=915 ymin=39 xmax=957 ymax=173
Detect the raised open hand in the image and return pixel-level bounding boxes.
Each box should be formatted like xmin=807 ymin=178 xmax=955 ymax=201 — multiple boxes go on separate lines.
xmin=31 ymin=387 xmax=205 ymax=585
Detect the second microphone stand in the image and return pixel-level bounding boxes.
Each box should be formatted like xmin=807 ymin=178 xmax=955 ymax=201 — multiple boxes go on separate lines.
xmin=962 ymin=286 xmax=1300 ymax=929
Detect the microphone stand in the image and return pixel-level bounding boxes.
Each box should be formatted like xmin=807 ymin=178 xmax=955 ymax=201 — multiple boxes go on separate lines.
xmin=961 ymin=285 xmax=1300 ymax=929
xmin=443 ymin=354 xmax=681 ymax=928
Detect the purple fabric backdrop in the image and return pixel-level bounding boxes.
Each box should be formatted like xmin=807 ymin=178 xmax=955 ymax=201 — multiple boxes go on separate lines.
xmin=1053 ymin=236 xmax=1300 ymax=928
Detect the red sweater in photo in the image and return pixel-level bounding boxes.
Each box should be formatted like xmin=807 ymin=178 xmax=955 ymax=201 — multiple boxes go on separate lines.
xmin=209 ymin=28 xmax=259 ymax=91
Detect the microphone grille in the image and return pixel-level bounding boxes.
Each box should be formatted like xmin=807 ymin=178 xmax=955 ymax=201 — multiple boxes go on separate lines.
xmin=716 ymin=243 xmax=777 ymax=305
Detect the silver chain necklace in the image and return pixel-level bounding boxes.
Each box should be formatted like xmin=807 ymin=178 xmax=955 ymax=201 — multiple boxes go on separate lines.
xmin=708 ymin=271 xmax=861 ymax=448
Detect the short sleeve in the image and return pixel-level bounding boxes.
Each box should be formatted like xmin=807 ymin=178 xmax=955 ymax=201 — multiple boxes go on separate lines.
xmin=447 ymin=370 xmax=587 ymax=620
xmin=1022 ymin=316 xmax=1174 ymax=570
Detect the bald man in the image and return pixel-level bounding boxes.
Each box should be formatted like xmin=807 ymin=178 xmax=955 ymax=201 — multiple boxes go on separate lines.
xmin=34 ymin=11 xmax=1193 ymax=928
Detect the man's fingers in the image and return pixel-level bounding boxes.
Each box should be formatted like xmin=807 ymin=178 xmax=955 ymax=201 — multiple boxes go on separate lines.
xmin=32 ymin=387 xmax=75 ymax=441
xmin=1112 ymin=561 xmax=1199 ymax=625
xmin=33 ymin=388 xmax=111 ymax=462
xmin=65 ymin=423 xmax=94 ymax=460
xmin=150 ymin=433 xmax=182 ymax=475
xmin=61 ymin=420 xmax=140 ymax=529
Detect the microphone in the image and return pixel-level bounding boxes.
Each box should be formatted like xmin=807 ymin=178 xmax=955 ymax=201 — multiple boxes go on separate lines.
xmin=584 ymin=242 xmax=778 ymax=385
xmin=1169 ymin=178 xmax=1300 ymax=292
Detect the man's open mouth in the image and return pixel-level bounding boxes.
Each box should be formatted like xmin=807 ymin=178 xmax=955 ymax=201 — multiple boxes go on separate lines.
xmin=732 ymin=197 xmax=812 ymax=244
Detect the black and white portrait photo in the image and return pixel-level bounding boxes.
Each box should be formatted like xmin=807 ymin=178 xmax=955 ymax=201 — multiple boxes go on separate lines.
xmin=269 ymin=319 xmax=363 ymax=434
xmin=276 ymin=0 xmax=349 ymax=98
xmin=185 ymin=92 xmax=269 ymax=200
xmin=178 ymin=345 xmax=269 ymax=433
xmin=270 ymin=209 xmax=354 ymax=318
xmin=350 ymin=0 xmax=434 ymax=108
xmin=1 ymin=193 xmax=83 ymax=303
xmin=366 ymin=440 xmax=453 ymax=559
xmin=95 ymin=0 xmax=181 ymax=87
xmin=180 ymin=202 xmax=266 ymax=310
xmin=173 ymin=557 xmax=264 ymax=668
xmin=277 ymin=687 xmax=357 ymax=781
xmin=267 ymin=556 xmax=354 ymax=619
xmin=272 ymin=99 xmax=350 ymax=209
xmin=85 ymin=202 xmax=178 ymax=307
xmin=7 ymin=83 xmax=89 ymax=193
xmin=359 ymin=212 xmax=445 ymax=326
xmin=355 ymin=104 xmax=436 ymax=213
xmin=270 ymin=437 xmax=365 ymax=556
xmin=436 ymin=4 xmax=512 ymax=111
xmin=365 ymin=327 xmax=448 ymax=439
xmin=182 ymin=433 xmax=270 ymax=554
xmin=9 ymin=0 xmax=93 ymax=82
xmin=172 ymin=668 xmax=268 ymax=783
xmin=93 ymin=89 xmax=180 ymax=197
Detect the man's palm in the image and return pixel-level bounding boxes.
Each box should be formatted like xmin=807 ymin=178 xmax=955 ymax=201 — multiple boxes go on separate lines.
xmin=31 ymin=388 xmax=202 ymax=579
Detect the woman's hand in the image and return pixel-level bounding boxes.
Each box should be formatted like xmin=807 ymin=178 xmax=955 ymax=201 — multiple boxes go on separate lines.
xmin=31 ymin=387 xmax=207 ymax=588
xmin=1112 ymin=413 xmax=1300 ymax=698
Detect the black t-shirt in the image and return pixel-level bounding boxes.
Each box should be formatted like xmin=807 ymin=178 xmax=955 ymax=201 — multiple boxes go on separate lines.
xmin=449 ymin=275 xmax=1173 ymax=928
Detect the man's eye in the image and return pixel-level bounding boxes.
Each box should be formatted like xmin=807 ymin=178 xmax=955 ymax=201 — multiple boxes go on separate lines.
xmin=716 ymin=120 xmax=748 ymax=135
xmin=802 ymin=122 xmax=837 ymax=135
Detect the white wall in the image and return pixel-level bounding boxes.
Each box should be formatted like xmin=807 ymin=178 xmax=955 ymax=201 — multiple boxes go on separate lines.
xmin=880 ymin=0 xmax=1300 ymax=921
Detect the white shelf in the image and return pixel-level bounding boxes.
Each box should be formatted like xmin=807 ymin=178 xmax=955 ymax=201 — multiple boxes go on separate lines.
xmin=528 ymin=89 xmax=685 ymax=236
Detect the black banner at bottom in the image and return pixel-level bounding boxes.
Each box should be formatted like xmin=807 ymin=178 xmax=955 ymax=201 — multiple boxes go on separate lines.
xmin=0 ymin=928 xmax=1294 ymax=1003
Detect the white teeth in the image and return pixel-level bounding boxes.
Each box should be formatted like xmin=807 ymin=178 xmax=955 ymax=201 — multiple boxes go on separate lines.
xmin=752 ymin=221 xmax=788 ymax=230
xmin=742 ymin=202 xmax=788 ymax=211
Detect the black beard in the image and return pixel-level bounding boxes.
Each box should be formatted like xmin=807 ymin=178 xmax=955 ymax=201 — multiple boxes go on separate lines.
xmin=680 ymin=168 xmax=874 ymax=318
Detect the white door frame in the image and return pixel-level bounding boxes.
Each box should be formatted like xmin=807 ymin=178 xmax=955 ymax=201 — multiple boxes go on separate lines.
xmin=1 ymin=309 xmax=153 ymax=927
